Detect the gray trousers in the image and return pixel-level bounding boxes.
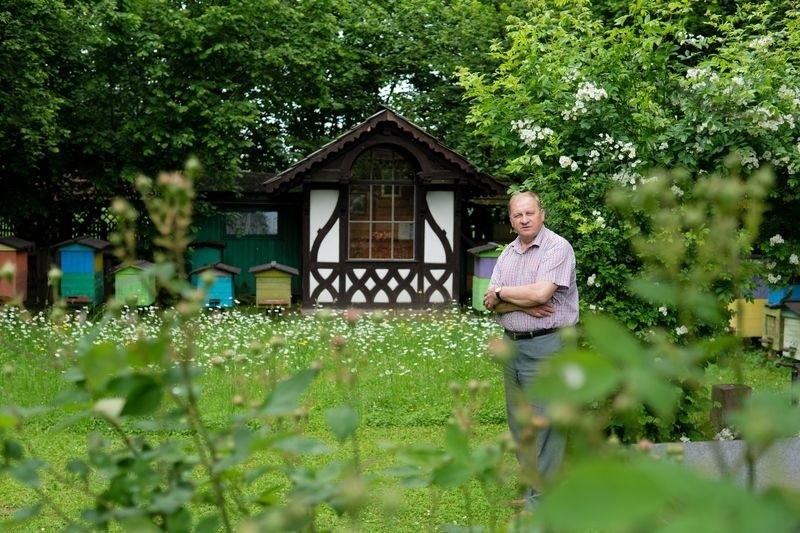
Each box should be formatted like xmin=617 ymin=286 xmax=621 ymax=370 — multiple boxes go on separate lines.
xmin=503 ymin=331 xmax=566 ymax=495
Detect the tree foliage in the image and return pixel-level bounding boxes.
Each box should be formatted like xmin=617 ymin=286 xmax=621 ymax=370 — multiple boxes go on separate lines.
xmin=0 ymin=0 xmax=526 ymax=242
xmin=459 ymin=0 xmax=800 ymax=333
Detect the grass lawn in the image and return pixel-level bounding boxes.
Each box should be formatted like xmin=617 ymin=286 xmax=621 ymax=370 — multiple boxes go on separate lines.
xmin=0 ymin=305 xmax=793 ymax=531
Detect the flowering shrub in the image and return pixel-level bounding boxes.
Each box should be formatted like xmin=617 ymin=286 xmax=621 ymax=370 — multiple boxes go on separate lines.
xmin=459 ymin=0 xmax=800 ymax=333
xmin=762 ymin=233 xmax=800 ymax=287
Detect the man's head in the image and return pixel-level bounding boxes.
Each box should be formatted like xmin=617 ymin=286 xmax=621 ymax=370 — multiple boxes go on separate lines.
xmin=508 ymin=191 xmax=545 ymax=243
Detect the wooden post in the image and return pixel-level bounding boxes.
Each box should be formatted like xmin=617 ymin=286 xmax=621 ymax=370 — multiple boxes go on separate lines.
xmin=711 ymin=383 xmax=752 ymax=431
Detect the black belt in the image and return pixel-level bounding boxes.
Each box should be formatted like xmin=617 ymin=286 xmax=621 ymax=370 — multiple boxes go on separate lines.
xmin=504 ymin=328 xmax=559 ymax=340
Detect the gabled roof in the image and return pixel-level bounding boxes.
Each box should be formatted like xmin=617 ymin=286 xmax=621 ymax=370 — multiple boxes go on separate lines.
xmin=112 ymin=260 xmax=154 ymax=273
xmin=249 ymin=261 xmax=299 ymax=276
xmin=190 ymin=262 xmax=241 ymax=276
xmin=54 ymin=236 xmax=111 ymax=250
xmin=263 ymin=107 xmax=507 ymax=197
xmin=0 ymin=237 xmax=34 ymax=251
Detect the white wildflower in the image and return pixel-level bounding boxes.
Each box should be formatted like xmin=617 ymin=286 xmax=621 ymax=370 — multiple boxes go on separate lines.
xmin=790 ymin=254 xmax=799 ymax=265
xmin=658 ymin=306 xmax=668 ymax=316
xmin=769 ymin=234 xmax=785 ymax=246
xmin=675 ymin=325 xmax=689 ymax=336
xmin=587 ymin=274 xmax=597 ymax=287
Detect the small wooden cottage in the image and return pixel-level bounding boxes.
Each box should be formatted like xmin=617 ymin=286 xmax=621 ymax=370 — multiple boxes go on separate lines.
xmin=249 ymin=261 xmax=299 ymax=305
xmin=0 ymin=237 xmax=34 ymax=304
xmin=55 ymin=237 xmax=111 ymax=306
xmin=232 ymin=107 xmax=507 ymax=308
xmin=113 ymin=260 xmax=156 ymax=307
xmin=190 ymin=262 xmax=241 ymax=308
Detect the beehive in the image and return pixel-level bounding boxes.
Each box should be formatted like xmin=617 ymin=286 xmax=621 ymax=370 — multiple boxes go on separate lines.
xmin=0 ymin=237 xmax=34 ymax=304
xmin=780 ymin=303 xmax=800 ymax=361
xmin=190 ymin=262 xmax=241 ymax=308
xmin=467 ymin=242 xmax=502 ymax=312
xmin=728 ymin=279 xmax=768 ymax=337
xmin=187 ymin=241 xmax=225 ymax=272
xmin=113 ymin=260 xmax=156 ymax=307
xmin=249 ymin=261 xmax=299 ymax=305
xmin=56 ymin=237 xmax=111 ymax=306
xmin=763 ymin=306 xmax=783 ymax=353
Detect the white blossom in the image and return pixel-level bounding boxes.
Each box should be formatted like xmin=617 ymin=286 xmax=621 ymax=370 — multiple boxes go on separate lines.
xmin=791 ymin=254 xmax=799 ymax=265
xmin=675 ymin=325 xmax=689 ymax=336
xmin=559 ymin=155 xmax=579 ymax=171
xmin=769 ymin=234 xmax=785 ymax=246
xmin=587 ymin=274 xmax=596 ymax=287
xmin=671 ymin=185 xmax=684 ymax=197
xmin=562 ymin=81 xmax=608 ymax=120
xmin=562 ymin=363 xmax=586 ymax=390
xmin=658 ymin=306 xmax=668 ymax=316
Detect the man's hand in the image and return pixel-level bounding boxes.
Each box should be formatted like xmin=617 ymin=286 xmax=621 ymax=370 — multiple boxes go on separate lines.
xmin=482 ymin=285 xmax=501 ymax=310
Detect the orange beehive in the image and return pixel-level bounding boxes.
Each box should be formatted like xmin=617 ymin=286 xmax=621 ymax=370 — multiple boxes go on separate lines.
xmin=0 ymin=237 xmax=34 ymax=304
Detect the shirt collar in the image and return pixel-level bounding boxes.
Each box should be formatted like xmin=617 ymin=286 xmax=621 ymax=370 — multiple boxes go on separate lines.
xmin=511 ymin=226 xmax=549 ymax=253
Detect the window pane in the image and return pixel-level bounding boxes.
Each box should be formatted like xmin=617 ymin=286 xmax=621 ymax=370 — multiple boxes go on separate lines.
xmin=349 ymin=222 xmax=370 ymax=258
xmin=372 ymin=223 xmax=393 ymax=259
xmin=226 ymin=212 xmax=278 ymax=236
xmin=394 ymin=223 xmax=414 ymax=259
xmin=349 ymin=186 xmax=370 ymax=221
xmin=395 ymin=186 xmax=414 ymax=221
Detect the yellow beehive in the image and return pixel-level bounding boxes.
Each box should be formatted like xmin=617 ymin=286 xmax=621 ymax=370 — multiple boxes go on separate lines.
xmin=728 ymin=298 xmax=767 ymax=337
xmin=249 ymin=261 xmax=299 ymax=306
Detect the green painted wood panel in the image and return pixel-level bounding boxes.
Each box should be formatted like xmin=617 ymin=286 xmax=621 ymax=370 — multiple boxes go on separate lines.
xmin=115 ymin=270 xmax=156 ymax=306
xmin=61 ymin=272 xmax=104 ymax=306
xmin=191 ymin=208 xmax=302 ymax=301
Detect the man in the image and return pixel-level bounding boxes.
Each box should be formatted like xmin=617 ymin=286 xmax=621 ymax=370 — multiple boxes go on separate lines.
xmin=482 ymin=191 xmax=579 ymax=508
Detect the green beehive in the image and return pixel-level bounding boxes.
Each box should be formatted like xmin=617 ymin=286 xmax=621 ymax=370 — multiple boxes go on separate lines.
xmin=467 ymin=242 xmax=502 ymax=311
xmin=188 ymin=241 xmax=225 ymax=272
xmin=113 ymin=260 xmax=156 ymax=307
xmin=249 ymin=261 xmax=299 ymax=305
xmin=56 ymin=237 xmax=111 ymax=306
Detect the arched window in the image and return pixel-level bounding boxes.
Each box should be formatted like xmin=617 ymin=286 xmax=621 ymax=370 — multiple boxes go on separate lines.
xmin=348 ymin=147 xmax=415 ymax=260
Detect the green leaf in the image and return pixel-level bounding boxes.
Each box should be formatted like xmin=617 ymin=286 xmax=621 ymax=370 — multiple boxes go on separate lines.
xmin=79 ymin=341 xmax=127 ymax=391
xmin=582 ymin=313 xmax=646 ymax=364
xmin=626 ymin=368 xmax=681 ymax=417
xmin=126 ymin=337 xmax=169 ymax=368
xmin=273 ymin=435 xmax=332 ymax=456
xmin=260 ymin=368 xmax=317 ymax=416
xmin=3 ymin=439 xmax=24 ymax=461
xmin=120 ymin=376 xmax=163 ymax=416
xmin=538 ymin=458 xmax=673 ymax=529
xmin=149 ymin=484 xmax=194 ymax=514
xmin=431 ymin=459 xmax=471 ymax=489
xmin=165 ymin=507 xmax=192 ymax=532
xmin=0 ymin=411 xmax=19 ymax=430
xmin=9 ymin=459 xmax=44 ymax=489
xmin=325 ymin=405 xmax=360 ymax=442
xmin=119 ymin=516 xmax=161 ymax=533
xmin=443 ymin=422 xmax=470 ymax=460
xmin=536 ymin=348 xmax=621 ymax=404
xmin=195 ymin=514 xmax=221 ymax=533
xmin=10 ymin=503 xmax=43 ymax=523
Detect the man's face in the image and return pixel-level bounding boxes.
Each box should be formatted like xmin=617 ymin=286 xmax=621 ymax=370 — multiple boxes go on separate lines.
xmin=509 ymin=195 xmax=545 ymax=242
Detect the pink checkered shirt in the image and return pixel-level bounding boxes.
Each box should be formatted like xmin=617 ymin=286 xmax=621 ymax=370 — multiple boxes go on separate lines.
xmin=490 ymin=226 xmax=579 ymax=332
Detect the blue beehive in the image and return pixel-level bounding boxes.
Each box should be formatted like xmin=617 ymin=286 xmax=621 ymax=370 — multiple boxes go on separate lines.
xmin=190 ymin=262 xmax=241 ymax=308
xmin=767 ymin=284 xmax=800 ymax=307
xmin=55 ymin=237 xmax=111 ymax=306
